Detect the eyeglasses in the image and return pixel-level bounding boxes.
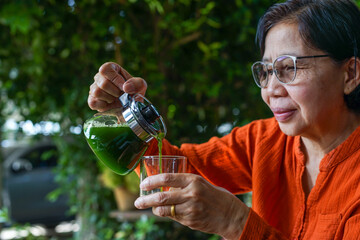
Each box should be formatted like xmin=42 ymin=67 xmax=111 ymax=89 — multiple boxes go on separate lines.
xmin=251 ymin=55 xmax=330 ymax=88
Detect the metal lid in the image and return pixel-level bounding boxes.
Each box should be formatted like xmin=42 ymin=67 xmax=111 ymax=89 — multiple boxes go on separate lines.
xmin=120 ymin=93 xmax=167 ymax=142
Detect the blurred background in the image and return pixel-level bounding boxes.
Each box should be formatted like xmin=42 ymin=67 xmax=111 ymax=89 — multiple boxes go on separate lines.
xmin=0 ymin=0 xmax=288 ymax=239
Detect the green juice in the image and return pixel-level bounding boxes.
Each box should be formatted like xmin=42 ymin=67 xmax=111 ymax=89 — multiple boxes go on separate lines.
xmin=156 ymin=132 xmax=164 ymax=192
xmin=85 ymin=125 xmax=148 ymax=175
xmin=156 ymin=132 xmax=165 ymax=174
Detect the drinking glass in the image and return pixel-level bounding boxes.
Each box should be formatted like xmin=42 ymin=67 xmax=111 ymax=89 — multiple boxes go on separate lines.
xmin=140 ymin=155 xmax=187 ymax=196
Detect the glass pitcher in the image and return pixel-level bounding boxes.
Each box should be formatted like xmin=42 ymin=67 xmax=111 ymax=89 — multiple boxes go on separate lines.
xmin=83 ymin=93 xmax=166 ymax=175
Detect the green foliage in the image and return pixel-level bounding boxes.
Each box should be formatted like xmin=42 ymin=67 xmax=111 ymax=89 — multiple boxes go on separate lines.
xmin=0 ymin=207 xmax=9 ymax=224
xmin=115 ymin=216 xmax=162 ymax=240
xmin=114 ymin=215 xmax=221 ymax=240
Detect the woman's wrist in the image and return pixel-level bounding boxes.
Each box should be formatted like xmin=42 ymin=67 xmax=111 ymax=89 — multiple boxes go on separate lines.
xmin=222 ymin=197 xmax=250 ymax=240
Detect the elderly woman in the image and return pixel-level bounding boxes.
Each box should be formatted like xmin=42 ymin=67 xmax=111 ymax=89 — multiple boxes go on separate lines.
xmin=87 ymin=0 xmax=360 ymax=239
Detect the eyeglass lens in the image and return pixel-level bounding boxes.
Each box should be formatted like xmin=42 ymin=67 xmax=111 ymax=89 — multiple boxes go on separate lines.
xmin=252 ymin=56 xmax=296 ymax=88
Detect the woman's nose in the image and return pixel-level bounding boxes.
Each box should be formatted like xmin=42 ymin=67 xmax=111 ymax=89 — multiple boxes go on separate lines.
xmin=265 ymin=72 xmax=286 ymax=96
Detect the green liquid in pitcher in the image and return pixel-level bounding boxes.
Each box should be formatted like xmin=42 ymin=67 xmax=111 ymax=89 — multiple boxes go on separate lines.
xmin=85 ymin=125 xmax=147 ymax=175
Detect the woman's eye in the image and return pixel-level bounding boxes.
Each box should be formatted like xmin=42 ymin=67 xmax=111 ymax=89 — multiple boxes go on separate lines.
xmin=285 ymin=65 xmax=295 ymax=71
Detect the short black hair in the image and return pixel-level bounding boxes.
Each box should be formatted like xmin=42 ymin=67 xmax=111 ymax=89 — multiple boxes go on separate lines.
xmin=256 ymin=0 xmax=360 ymax=113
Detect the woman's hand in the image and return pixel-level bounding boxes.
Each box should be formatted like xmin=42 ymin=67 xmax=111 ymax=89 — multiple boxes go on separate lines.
xmin=88 ymin=62 xmax=147 ymax=112
xmin=134 ymin=173 xmax=250 ymax=240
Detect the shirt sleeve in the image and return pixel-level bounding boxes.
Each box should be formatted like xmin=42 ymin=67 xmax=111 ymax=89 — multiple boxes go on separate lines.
xmin=240 ymin=208 xmax=289 ymax=240
xmin=343 ymin=214 xmax=360 ymax=239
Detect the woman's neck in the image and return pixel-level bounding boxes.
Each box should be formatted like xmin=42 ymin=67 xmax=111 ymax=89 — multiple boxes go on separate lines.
xmin=300 ymin=112 xmax=360 ymax=197
xmin=301 ymin=112 xmax=360 ymax=157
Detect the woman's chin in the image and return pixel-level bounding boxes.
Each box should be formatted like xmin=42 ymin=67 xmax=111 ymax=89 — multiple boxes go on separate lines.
xmin=278 ymin=121 xmax=302 ymax=137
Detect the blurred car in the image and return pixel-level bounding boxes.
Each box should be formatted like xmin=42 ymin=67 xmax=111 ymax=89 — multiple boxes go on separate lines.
xmin=2 ymin=141 xmax=74 ymax=228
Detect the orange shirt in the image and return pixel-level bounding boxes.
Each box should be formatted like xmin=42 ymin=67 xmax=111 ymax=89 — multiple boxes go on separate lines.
xmin=145 ymin=117 xmax=360 ymax=239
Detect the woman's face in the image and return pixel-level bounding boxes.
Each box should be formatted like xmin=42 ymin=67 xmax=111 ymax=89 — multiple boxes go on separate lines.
xmin=261 ymin=23 xmax=348 ymax=138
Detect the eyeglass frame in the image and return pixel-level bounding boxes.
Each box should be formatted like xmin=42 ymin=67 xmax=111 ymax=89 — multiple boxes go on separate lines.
xmin=251 ymin=54 xmax=330 ymax=88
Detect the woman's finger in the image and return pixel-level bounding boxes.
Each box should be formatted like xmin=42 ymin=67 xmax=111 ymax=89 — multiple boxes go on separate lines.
xmin=87 ymin=95 xmax=122 ymax=112
xmin=99 ymin=62 xmax=129 ymax=89
xmin=87 ymin=95 xmax=110 ymax=111
xmin=135 ymin=191 xmax=174 ymax=208
xmin=149 ymin=196 xmax=203 ymax=222
xmin=89 ymin=82 xmax=117 ymax=104
xmin=123 ymin=77 xmax=147 ymax=95
xmin=152 ymin=204 xmax=183 ymax=219
xmin=105 ymin=62 xmax=133 ymax=80
xmin=140 ymin=173 xmax=201 ymax=191
xmin=94 ymin=73 xmax=122 ymax=97
xmin=135 ymin=187 xmax=187 ymax=208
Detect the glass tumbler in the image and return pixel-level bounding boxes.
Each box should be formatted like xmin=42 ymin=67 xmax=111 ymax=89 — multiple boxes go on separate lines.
xmin=140 ymin=155 xmax=187 ymax=196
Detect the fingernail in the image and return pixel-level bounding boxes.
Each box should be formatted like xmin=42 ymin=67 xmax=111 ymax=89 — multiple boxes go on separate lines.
xmin=140 ymin=179 xmax=148 ymax=189
xmin=134 ymin=198 xmax=141 ymax=208
xmin=124 ymin=82 xmax=135 ymax=93
xmin=111 ymin=63 xmax=118 ymax=71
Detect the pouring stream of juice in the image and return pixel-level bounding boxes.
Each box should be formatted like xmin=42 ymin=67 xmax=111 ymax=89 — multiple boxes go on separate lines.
xmin=156 ymin=132 xmax=165 ymax=191
xmin=156 ymin=132 xmax=165 ymax=174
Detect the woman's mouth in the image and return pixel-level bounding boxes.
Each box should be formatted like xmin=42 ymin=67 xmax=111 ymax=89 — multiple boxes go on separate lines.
xmin=271 ymin=108 xmax=296 ymax=122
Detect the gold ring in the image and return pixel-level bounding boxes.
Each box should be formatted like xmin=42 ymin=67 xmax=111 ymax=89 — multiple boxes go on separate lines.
xmin=171 ymin=204 xmax=176 ymax=218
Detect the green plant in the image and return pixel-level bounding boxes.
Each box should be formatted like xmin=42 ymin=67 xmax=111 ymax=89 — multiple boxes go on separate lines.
xmin=114 ymin=215 xmax=161 ymax=240
xmin=0 ymin=207 xmax=9 ymax=224
xmin=114 ymin=215 xmax=221 ymax=240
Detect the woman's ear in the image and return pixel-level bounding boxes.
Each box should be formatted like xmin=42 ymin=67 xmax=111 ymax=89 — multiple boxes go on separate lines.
xmin=344 ymin=56 xmax=360 ymax=95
